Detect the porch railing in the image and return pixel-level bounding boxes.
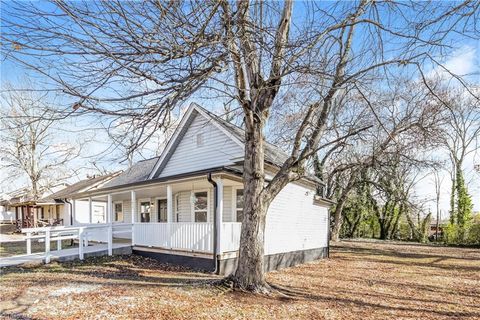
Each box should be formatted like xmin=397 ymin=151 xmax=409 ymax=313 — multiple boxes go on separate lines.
xmin=134 ymin=222 xmax=213 ymax=253
xmin=133 ymin=222 xmax=242 ymax=254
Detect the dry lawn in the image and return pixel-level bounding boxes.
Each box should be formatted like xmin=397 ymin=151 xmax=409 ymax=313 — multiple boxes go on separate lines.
xmin=0 ymin=240 xmax=479 ymax=319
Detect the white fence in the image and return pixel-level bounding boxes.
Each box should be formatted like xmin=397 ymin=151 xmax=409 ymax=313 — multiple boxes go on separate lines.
xmin=14 ymin=224 xmax=132 ymax=263
xmin=133 ymin=222 xmax=242 ymax=254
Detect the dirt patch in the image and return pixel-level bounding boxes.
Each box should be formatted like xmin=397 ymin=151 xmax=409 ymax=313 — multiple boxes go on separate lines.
xmin=0 ymin=241 xmax=479 ymax=319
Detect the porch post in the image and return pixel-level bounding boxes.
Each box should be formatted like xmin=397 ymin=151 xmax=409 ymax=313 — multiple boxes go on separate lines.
xmin=88 ymin=197 xmax=93 ymax=224
xmin=131 ymin=190 xmax=136 ymax=245
xmin=215 ymin=178 xmax=223 ymax=254
xmin=107 ymin=194 xmax=112 ymax=223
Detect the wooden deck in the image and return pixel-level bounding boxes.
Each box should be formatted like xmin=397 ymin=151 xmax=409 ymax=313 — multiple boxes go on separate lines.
xmin=0 ymin=243 xmax=132 ymax=268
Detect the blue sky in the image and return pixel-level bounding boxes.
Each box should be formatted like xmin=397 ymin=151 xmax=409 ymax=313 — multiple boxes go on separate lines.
xmin=0 ymin=1 xmax=479 ymax=212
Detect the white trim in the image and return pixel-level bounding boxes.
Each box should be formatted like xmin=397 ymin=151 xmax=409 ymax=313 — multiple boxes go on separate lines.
xmin=148 ymin=103 xmax=245 ymax=180
xmin=190 ymin=189 xmax=210 ymax=223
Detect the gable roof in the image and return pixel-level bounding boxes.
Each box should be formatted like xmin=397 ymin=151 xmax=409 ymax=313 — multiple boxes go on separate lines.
xmin=149 ymin=103 xmax=290 ymax=179
xmin=40 ymin=172 xmax=120 ymax=202
xmin=89 ymin=103 xmax=321 ymax=191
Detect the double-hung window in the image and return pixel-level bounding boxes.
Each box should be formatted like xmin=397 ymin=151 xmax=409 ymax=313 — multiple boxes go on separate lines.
xmin=114 ymin=202 xmax=123 ymax=222
xmin=235 ymin=189 xmax=244 ymax=223
xmin=193 ymin=191 xmax=208 ymax=222
xmin=140 ymin=201 xmax=151 ymax=222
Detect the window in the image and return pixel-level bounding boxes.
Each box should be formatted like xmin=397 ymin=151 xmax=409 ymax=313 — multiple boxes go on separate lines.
xmin=193 ymin=191 xmax=208 ymax=222
xmin=140 ymin=201 xmax=151 ymax=222
xmin=196 ymin=133 xmax=204 ymax=147
xmin=235 ymin=189 xmax=244 ymax=223
xmin=157 ymin=199 xmax=167 ymax=222
xmin=175 ymin=194 xmax=180 ymax=222
xmin=93 ymin=205 xmax=105 ymax=223
xmin=114 ymin=203 xmax=123 ymax=222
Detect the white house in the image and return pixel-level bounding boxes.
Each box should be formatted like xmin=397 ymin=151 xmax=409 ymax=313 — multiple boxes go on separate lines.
xmin=66 ymin=104 xmax=333 ymax=274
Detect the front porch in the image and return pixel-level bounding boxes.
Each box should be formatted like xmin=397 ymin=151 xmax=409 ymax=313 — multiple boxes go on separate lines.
xmin=73 ymin=173 xmax=244 ymax=257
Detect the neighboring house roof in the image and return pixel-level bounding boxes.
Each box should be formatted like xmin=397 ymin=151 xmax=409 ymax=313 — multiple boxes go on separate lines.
xmin=39 ymin=172 xmax=120 ymax=203
xmin=1 ymin=184 xmax=69 ymax=206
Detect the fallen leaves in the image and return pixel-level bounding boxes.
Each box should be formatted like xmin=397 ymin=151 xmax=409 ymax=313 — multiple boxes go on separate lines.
xmin=0 ymin=241 xmax=479 ymax=319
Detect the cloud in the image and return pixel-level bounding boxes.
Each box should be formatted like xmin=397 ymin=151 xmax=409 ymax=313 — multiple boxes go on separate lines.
xmin=428 ymin=45 xmax=478 ymax=80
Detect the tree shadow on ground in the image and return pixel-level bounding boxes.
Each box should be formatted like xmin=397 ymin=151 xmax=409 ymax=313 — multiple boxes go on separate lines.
xmin=331 ymin=245 xmax=480 ymax=273
xmin=0 ymin=254 xmax=220 ymax=288
xmin=266 ymin=283 xmax=480 ymax=318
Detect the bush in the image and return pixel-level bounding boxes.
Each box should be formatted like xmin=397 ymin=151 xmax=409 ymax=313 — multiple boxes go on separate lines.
xmin=467 ymin=223 xmax=480 ymax=245
xmin=443 ymin=220 xmax=480 ymax=245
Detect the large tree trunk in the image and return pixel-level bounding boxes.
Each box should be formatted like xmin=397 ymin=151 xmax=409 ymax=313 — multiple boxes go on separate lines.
xmin=234 ymin=118 xmax=270 ymax=292
xmin=330 ymin=196 xmax=348 ymax=242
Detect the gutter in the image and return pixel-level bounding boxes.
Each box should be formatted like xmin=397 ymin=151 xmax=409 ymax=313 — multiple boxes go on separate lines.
xmin=327 ymin=208 xmax=331 ymax=258
xmin=65 ymin=198 xmax=73 ymax=226
xmin=207 ymin=172 xmax=219 ymax=274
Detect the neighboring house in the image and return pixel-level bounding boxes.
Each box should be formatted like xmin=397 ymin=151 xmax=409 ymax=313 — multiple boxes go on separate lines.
xmin=67 ymin=104 xmax=333 ymax=275
xmin=1 ymin=174 xmax=119 ymax=229
xmin=0 ymin=191 xmax=17 ymax=223
xmin=428 ymin=219 xmax=449 ymax=241
xmin=41 ymin=172 xmax=120 ymax=226
xmin=0 ymin=185 xmax=67 ymax=228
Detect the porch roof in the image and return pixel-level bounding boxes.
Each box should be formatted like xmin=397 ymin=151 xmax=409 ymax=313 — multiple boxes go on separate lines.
xmin=72 ymin=166 xmax=243 ymax=198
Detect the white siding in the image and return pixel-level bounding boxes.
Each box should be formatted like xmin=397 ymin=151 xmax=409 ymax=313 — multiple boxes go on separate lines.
xmin=158 ymin=113 xmax=243 ymax=178
xmin=175 ymin=191 xmax=191 ymax=222
xmin=265 ymin=182 xmax=329 ymax=255
xmin=123 ymin=200 xmax=132 ymax=223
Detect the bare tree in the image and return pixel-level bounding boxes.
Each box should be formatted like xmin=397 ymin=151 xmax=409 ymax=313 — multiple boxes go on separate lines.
xmin=437 ymin=88 xmax=479 ymax=240
xmin=433 ymin=170 xmax=444 ymax=241
xmin=1 ymin=0 xmax=478 ymax=292
xmin=0 ymin=86 xmax=81 ymax=198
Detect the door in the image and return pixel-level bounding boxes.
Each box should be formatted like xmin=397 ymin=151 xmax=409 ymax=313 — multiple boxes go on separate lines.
xmin=157 ymin=199 xmax=167 ymax=222
xmin=140 ymin=201 xmax=151 ymax=222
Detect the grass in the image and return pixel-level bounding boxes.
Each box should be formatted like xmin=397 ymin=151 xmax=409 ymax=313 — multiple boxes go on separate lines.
xmin=0 ymin=240 xmax=479 ymax=319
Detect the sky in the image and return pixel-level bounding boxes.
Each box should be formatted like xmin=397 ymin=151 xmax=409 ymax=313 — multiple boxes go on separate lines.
xmin=0 ymin=1 xmax=479 ymax=214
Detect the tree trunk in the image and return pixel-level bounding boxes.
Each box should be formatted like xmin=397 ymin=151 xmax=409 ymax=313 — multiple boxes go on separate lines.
xmin=234 ymin=118 xmax=270 ymax=292
xmin=330 ymin=196 xmax=347 ymax=242
xmin=379 ymin=223 xmax=388 ymax=240
xmin=449 ymin=175 xmax=456 ymax=224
